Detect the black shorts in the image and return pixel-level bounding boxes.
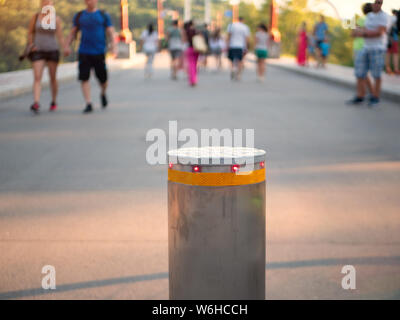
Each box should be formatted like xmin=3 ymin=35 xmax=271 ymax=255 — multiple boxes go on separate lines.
xmin=169 ymin=49 xmax=182 ymax=60
xmin=78 ymin=53 xmax=108 ymax=84
xmin=228 ymin=48 xmax=244 ymax=62
xmin=29 ymin=50 xmax=60 ymax=63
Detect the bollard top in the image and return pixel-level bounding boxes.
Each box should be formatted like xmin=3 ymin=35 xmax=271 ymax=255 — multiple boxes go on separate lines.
xmin=168 ymin=147 xmax=266 ymax=166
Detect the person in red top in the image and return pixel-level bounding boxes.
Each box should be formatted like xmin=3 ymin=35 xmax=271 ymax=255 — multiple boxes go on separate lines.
xmin=297 ymin=22 xmax=308 ymax=66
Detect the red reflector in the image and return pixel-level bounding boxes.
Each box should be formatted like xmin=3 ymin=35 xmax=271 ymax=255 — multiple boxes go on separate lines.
xmin=193 ymin=166 xmax=201 ymax=173
xmin=169 ymin=163 xmax=173 ymax=169
xmin=232 ymin=165 xmax=240 ymax=173
xmin=260 ymin=162 xmax=265 ymax=168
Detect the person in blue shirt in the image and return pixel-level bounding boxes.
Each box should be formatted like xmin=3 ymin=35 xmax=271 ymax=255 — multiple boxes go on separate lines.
xmin=65 ymin=0 xmax=117 ymax=114
xmin=313 ymin=15 xmax=329 ymax=68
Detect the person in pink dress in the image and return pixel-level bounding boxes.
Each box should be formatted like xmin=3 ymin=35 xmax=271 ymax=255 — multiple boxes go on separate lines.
xmin=183 ymin=20 xmax=199 ymax=87
xmin=297 ymin=22 xmax=308 ymax=66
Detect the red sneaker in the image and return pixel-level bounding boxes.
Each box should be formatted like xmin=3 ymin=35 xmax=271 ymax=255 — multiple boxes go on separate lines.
xmin=50 ymin=102 xmax=57 ymax=112
xmin=30 ymin=103 xmax=40 ymax=114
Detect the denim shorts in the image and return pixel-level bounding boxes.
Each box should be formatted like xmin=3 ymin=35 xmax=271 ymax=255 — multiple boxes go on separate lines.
xmin=354 ymin=48 xmax=385 ymax=79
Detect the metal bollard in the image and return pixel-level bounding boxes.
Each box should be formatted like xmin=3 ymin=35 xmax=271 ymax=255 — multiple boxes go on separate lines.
xmin=168 ymin=147 xmax=266 ymax=300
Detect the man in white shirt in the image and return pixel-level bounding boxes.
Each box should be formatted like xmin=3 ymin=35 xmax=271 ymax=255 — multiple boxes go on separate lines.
xmin=350 ymin=0 xmax=388 ymax=107
xmin=227 ymin=17 xmax=250 ymax=80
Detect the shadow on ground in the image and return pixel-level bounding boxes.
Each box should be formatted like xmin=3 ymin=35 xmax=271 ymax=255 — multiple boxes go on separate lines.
xmin=1 ymin=255 xmax=399 ymax=300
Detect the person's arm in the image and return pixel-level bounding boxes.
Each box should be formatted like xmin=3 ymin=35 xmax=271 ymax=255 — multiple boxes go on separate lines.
xmin=353 ymin=25 xmax=386 ymax=38
xmin=55 ymin=17 xmax=67 ymax=56
xmin=245 ymin=29 xmax=251 ymax=53
xmin=65 ymin=26 xmax=78 ymax=51
xmin=363 ymin=25 xmax=387 ymax=38
xmin=226 ymin=24 xmax=232 ymax=47
xmin=106 ymin=26 xmax=118 ymax=57
xmin=27 ymin=14 xmax=37 ymax=50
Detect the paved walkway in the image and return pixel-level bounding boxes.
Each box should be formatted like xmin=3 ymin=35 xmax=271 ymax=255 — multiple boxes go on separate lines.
xmin=0 ymin=53 xmax=399 ymax=300
xmin=0 ymin=55 xmax=146 ymax=100
xmin=269 ymin=57 xmax=400 ymax=103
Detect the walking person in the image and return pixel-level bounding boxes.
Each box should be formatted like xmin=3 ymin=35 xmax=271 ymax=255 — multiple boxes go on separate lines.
xmin=140 ymin=23 xmax=160 ymax=79
xmin=227 ymin=17 xmax=250 ymax=81
xmin=65 ymin=0 xmax=117 ymax=114
xmin=350 ymin=2 xmax=374 ymax=100
xmin=254 ymin=23 xmax=269 ymax=82
xmin=200 ymin=23 xmax=211 ymax=70
xmin=313 ymin=15 xmax=329 ymax=68
xmin=348 ymin=0 xmax=389 ymax=107
xmin=183 ymin=20 xmax=199 ymax=87
xmin=307 ymin=33 xmax=316 ymax=66
xmin=27 ymin=0 xmax=66 ymax=114
xmin=297 ymin=22 xmax=308 ymax=67
xmin=167 ymin=20 xmax=183 ymax=80
xmin=209 ymin=28 xmax=224 ymax=72
xmin=385 ymin=10 xmax=399 ymax=75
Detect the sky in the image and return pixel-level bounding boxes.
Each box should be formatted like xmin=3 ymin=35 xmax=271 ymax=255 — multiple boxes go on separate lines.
xmin=250 ymin=0 xmax=398 ymax=18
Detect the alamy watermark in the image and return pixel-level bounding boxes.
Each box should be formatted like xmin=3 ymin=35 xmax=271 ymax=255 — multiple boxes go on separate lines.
xmin=341 ymin=265 xmax=356 ymax=290
xmin=146 ymin=121 xmax=256 ymax=166
xmin=41 ymin=265 xmax=56 ymax=290
xmin=40 ymin=5 xmax=56 ymax=30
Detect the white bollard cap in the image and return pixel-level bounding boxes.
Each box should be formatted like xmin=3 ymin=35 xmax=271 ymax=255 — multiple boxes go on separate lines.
xmin=168 ymin=146 xmax=266 ymax=166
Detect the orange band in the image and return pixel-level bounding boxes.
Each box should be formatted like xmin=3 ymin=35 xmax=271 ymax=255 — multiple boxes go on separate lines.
xmin=168 ymin=168 xmax=266 ymax=186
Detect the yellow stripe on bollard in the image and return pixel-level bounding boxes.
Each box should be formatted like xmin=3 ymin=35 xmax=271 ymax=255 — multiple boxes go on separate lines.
xmin=168 ymin=168 xmax=266 ymax=186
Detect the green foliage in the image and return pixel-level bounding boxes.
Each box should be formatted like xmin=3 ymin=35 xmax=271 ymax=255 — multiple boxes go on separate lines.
xmin=0 ymin=0 xmax=354 ymax=73
xmin=278 ymin=0 xmax=353 ymax=66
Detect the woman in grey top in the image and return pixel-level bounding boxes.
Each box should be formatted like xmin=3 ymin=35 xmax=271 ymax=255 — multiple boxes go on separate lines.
xmin=27 ymin=0 xmax=66 ymax=114
xmin=167 ymin=20 xmax=183 ymax=80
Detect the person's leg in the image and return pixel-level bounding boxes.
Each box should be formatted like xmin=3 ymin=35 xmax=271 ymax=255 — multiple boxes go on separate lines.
xmin=385 ymin=51 xmax=392 ymax=73
xmin=357 ymin=78 xmax=366 ymax=98
xmin=148 ymin=53 xmax=155 ymax=75
xmin=172 ymin=57 xmax=177 ymax=79
xmin=352 ymin=49 xmax=368 ymax=101
xmin=261 ymin=58 xmax=266 ymax=77
xmin=392 ymin=53 xmax=399 ymax=72
xmin=186 ymin=48 xmax=194 ymax=85
xmin=32 ymin=60 xmax=46 ymax=104
xmin=81 ymin=81 xmax=91 ymax=104
xmin=258 ymin=59 xmax=265 ymax=78
xmin=189 ymin=49 xmax=199 ymax=85
xmin=374 ymin=77 xmax=382 ymax=97
xmin=368 ymin=49 xmax=385 ymax=106
xmin=188 ymin=49 xmax=196 ymax=85
xmin=100 ymin=81 xmax=108 ymax=96
xmin=237 ymin=51 xmax=245 ymax=79
xmin=92 ymin=54 xmax=109 ymax=108
xmin=78 ymin=54 xmax=92 ymax=110
xmin=365 ymin=75 xmax=373 ymax=96
xmin=145 ymin=53 xmax=151 ymax=77
xmin=47 ymin=61 xmax=59 ymax=106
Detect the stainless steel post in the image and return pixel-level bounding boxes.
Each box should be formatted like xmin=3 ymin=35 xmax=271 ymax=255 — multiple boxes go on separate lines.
xmin=168 ymin=147 xmax=266 ymax=300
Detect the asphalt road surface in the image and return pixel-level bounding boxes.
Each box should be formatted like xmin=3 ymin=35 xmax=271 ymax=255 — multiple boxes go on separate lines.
xmin=0 ymin=54 xmax=400 ymax=299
